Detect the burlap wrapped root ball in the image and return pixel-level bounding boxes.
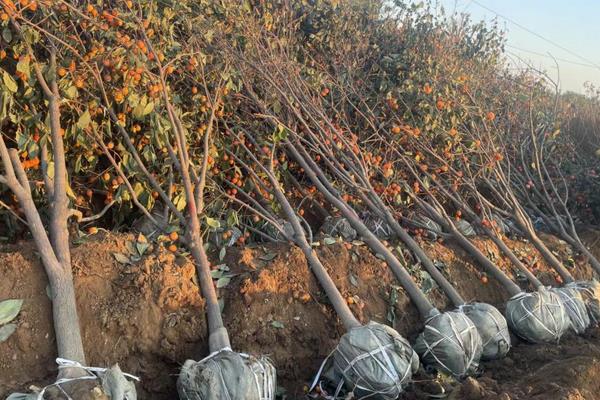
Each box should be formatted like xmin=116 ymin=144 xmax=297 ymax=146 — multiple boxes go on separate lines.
xmin=550 ymin=286 xmax=590 ymax=334
xmin=505 ymin=288 xmax=570 ymax=343
xmin=324 ymin=321 xmax=419 ymax=399
xmin=459 ymin=302 xmax=511 ymax=360
xmin=568 ymin=280 xmax=600 ymax=324
xmin=414 ymin=310 xmax=483 ymax=379
xmin=177 ymin=350 xmax=276 ymax=400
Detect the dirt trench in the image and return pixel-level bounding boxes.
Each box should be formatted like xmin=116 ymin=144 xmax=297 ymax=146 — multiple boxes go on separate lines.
xmin=1 ymin=231 xmax=600 ymax=399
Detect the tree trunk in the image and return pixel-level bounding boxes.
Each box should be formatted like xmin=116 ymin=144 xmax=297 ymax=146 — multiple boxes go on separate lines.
xmin=528 ymin=233 xmax=574 ymax=283
xmin=189 ymin=240 xmax=231 ymax=352
xmin=509 ymin=200 xmax=574 ymax=283
xmin=287 ymin=142 xmax=436 ymax=319
xmin=16 ymin=182 xmax=86 ymax=373
xmin=480 ymin=227 xmax=543 ymax=289
xmin=561 ymin=234 xmax=600 ymax=276
xmin=574 ymin=240 xmax=600 ymax=276
xmin=449 ymin=226 xmax=522 ymax=296
xmin=47 ymin=94 xmax=72 ymax=270
xmin=269 ymin=169 xmax=361 ymax=330
xmin=51 ymin=274 xmax=87 ymax=370
xmin=414 ymin=196 xmax=523 ymax=297
xmin=301 ymin=245 xmax=361 ymax=330
xmin=368 ymin=194 xmax=465 ymax=307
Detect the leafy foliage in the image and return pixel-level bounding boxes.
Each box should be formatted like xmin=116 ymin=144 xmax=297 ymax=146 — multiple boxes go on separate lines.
xmin=0 ymin=0 xmax=597 ymax=240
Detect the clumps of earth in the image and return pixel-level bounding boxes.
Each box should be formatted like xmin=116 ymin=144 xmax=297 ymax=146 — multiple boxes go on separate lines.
xmin=2 ymin=231 xmax=600 ymax=399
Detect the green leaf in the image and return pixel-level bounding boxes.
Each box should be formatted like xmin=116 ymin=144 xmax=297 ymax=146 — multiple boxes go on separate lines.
xmin=173 ymin=193 xmax=186 ymax=211
xmin=142 ymin=101 xmax=154 ymax=116
xmin=132 ymin=96 xmax=153 ymax=119
xmin=0 ymin=323 xmax=17 ymax=342
xmin=16 ymin=57 xmax=30 ymax=81
xmin=210 ymin=269 xmax=223 ymax=279
xmin=420 ymin=271 xmax=436 ymax=294
xmin=77 ymin=110 xmax=91 ymax=130
xmin=216 ymin=276 xmax=231 ymax=288
xmin=133 ymin=182 xmax=145 ymax=198
xmin=323 ymin=237 xmax=337 ymax=245
xmin=226 ymin=210 xmax=239 ymax=227
xmin=112 ymin=253 xmax=131 ymax=265
xmin=65 ymin=182 xmax=76 ymax=200
xmin=3 ymin=71 xmax=18 ymax=93
xmin=206 ymin=217 xmax=221 ymax=229
xmin=219 ymin=247 xmax=226 ymax=261
xmin=136 ymin=242 xmax=150 ymax=256
xmin=64 ymin=86 xmax=78 ymax=99
xmin=259 ymin=252 xmax=277 ymax=261
xmin=271 ymin=321 xmax=284 ymax=329
xmin=6 ymin=394 xmax=37 ymax=400
xmin=2 ymin=27 xmax=12 ymax=43
xmin=0 ymin=299 xmax=23 ymax=324
xmin=125 ymin=241 xmax=137 ymax=255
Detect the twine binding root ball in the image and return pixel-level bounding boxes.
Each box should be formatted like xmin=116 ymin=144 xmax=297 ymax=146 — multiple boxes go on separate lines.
xmin=458 ymin=302 xmax=511 ymax=361
xmin=235 ymin=158 xmax=420 ymax=399
xmin=414 ymin=310 xmax=483 ymax=378
xmin=320 ymin=215 xmax=358 ymax=240
xmin=369 ymin=208 xmax=512 ymax=364
xmin=177 ymin=348 xmax=276 ymax=400
xmin=312 ymin=322 xmax=418 ymax=399
xmin=285 ymin=135 xmax=484 ymax=380
xmin=505 ymin=287 xmax=570 ymax=343
xmin=568 ymin=280 xmax=600 ymax=324
xmin=550 ymin=286 xmax=590 ymax=334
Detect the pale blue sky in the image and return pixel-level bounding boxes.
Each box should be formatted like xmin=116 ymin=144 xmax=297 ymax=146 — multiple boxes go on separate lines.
xmin=426 ymin=0 xmax=600 ymax=93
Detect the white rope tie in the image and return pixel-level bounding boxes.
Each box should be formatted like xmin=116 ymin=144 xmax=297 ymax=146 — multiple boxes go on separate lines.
xmin=552 ymin=288 xmax=588 ymax=332
xmin=371 ymin=218 xmax=391 ymax=238
xmin=308 ymin=327 xmax=410 ymax=399
xmin=508 ymin=291 xmax=566 ymax=342
xmin=34 ymin=358 xmax=139 ymax=400
xmin=181 ymin=348 xmax=275 ymax=400
xmin=419 ymin=313 xmax=479 ymax=377
xmin=569 ymin=281 xmax=600 ymax=324
xmin=240 ymin=352 xmax=276 ymax=400
xmin=458 ymin=304 xmax=510 ymax=351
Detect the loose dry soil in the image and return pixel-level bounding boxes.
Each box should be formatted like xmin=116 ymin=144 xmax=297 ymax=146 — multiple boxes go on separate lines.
xmin=2 ymin=230 xmax=600 ymax=399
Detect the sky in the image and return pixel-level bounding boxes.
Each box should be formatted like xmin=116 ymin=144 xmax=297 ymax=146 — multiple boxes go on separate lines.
xmin=423 ymin=0 xmax=600 ymax=94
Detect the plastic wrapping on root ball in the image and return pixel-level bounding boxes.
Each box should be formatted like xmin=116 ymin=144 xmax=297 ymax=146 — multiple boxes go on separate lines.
xmin=360 ymin=212 xmax=394 ymax=239
xmin=177 ymin=349 xmax=276 ymax=400
xmin=568 ymin=280 xmax=600 ymax=324
xmin=261 ymin=220 xmax=296 ymax=242
xmin=505 ymin=288 xmax=570 ymax=344
xmin=459 ymin=302 xmax=510 ymax=361
xmin=319 ymin=321 xmax=418 ymax=399
xmin=410 ymin=212 xmax=442 ymax=241
xmin=455 ymin=220 xmax=476 ymax=237
xmin=550 ymin=286 xmax=590 ymax=334
xmin=320 ymin=216 xmax=358 ymax=240
xmin=414 ymin=310 xmax=483 ymax=379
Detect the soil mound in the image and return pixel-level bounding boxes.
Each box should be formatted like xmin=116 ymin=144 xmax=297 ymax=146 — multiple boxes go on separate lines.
xmin=1 ymin=232 xmax=600 ymax=399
